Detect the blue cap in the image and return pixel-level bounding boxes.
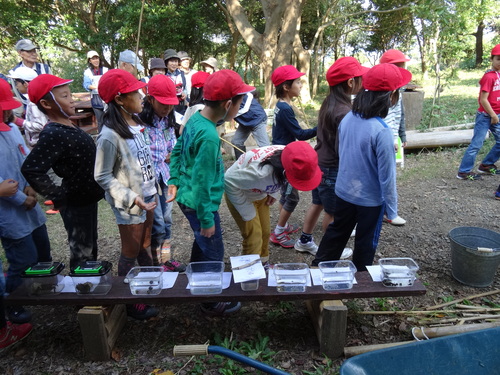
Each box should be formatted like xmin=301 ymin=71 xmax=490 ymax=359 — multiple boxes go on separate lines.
xmin=118 ymin=50 xmax=144 ymax=73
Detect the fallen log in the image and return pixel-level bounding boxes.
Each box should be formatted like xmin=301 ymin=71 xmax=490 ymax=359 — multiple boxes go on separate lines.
xmin=405 ymin=128 xmax=486 ymax=149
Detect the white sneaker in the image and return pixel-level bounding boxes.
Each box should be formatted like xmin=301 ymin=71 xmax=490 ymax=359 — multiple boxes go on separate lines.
xmin=340 ymin=248 xmax=353 ymax=259
xmin=383 ymin=215 xmax=406 ymax=226
xmin=294 ymin=239 xmax=318 ymax=255
xmin=350 ymin=228 xmax=356 ymax=237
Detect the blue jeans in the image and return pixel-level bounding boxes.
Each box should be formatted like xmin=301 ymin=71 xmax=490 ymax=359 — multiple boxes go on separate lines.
xmin=1 ymin=224 xmax=51 ymax=293
xmin=311 ymin=166 xmax=338 ymax=215
xmin=458 ymin=112 xmax=500 ymax=173
xmin=178 ymin=203 xmax=224 ymax=262
xmin=232 ymin=120 xmax=270 ymax=159
xmin=60 ymin=203 xmax=98 ymax=269
xmin=152 ymin=181 xmax=173 ymax=249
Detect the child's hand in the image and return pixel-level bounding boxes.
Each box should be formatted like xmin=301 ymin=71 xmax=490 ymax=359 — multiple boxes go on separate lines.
xmin=166 ymin=185 xmax=177 ymax=203
xmin=134 ymin=196 xmax=157 ymax=211
xmin=265 ymin=195 xmax=276 ymax=206
xmin=24 ymin=186 xmax=37 ymax=198
xmin=23 ymin=195 xmax=37 ymax=210
xmin=0 ymin=179 xmax=19 ymax=197
xmin=201 ymin=225 xmax=215 ymax=238
xmin=491 ymin=114 xmax=499 ymax=125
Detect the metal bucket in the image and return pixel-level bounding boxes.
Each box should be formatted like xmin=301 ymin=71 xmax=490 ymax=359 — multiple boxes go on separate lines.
xmin=449 ymin=227 xmax=500 ymax=287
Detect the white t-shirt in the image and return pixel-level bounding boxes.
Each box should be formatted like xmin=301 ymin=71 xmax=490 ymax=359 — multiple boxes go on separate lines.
xmin=127 ymin=125 xmax=157 ymax=197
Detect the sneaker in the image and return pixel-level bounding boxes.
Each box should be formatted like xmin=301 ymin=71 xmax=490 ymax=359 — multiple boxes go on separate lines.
xmin=340 ymin=248 xmax=353 ymax=259
xmin=200 ymin=301 xmax=241 ymax=317
xmin=495 ymin=191 xmax=500 ymax=200
xmin=294 ymin=239 xmax=318 ymax=255
xmin=126 ymin=304 xmax=159 ymax=320
xmin=162 ymin=259 xmax=186 ymax=273
xmin=160 ymin=240 xmax=171 ymax=264
xmin=7 ymin=306 xmax=32 ymax=324
xmin=46 ymin=209 xmax=59 ymax=215
xmin=383 ymin=215 xmax=406 ymax=226
xmin=283 ymin=223 xmax=300 ymax=234
xmin=350 ymin=228 xmax=356 ymax=237
xmin=43 ymin=200 xmax=53 ymax=206
xmin=0 ymin=322 xmax=33 ymax=350
xmin=270 ymin=232 xmax=296 ymax=248
xmin=478 ymin=164 xmax=500 ymax=175
xmin=457 ymin=171 xmax=481 ymax=180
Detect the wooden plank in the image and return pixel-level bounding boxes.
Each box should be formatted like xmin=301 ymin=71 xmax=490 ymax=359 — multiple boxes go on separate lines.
xmin=105 ymin=305 xmax=127 ymax=349
xmin=6 ymin=272 xmax=426 ymax=307
xmin=77 ymin=307 xmax=111 ymax=361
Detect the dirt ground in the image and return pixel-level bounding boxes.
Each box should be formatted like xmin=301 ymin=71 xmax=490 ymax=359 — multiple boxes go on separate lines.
xmin=2 ymin=147 xmax=500 ymax=375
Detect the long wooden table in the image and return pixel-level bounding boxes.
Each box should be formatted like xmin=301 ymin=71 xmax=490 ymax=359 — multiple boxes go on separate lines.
xmin=6 ymin=272 xmax=426 ymax=360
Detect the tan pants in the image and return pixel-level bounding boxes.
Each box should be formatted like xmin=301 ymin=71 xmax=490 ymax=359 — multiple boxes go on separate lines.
xmin=225 ymin=194 xmax=270 ymax=262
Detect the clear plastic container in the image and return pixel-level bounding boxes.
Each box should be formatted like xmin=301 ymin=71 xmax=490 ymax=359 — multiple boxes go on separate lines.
xmin=126 ymin=266 xmax=164 ymax=295
xmin=379 ymin=258 xmax=419 ymax=287
xmin=69 ymin=261 xmax=112 ymax=295
xmin=273 ymin=263 xmax=309 ymax=292
xmin=21 ymin=262 xmax=65 ymax=295
xmin=240 ymin=279 xmax=259 ymax=291
xmin=318 ymin=260 xmax=357 ymax=290
xmin=186 ymin=261 xmax=224 ymax=295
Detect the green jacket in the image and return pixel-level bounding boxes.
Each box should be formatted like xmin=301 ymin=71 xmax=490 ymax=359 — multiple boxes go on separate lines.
xmin=169 ymin=111 xmax=224 ymax=228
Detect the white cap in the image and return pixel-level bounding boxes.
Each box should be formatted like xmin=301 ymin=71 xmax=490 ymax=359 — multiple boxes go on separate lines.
xmin=8 ymin=67 xmax=38 ymax=81
xmin=87 ymin=50 xmax=99 ymax=59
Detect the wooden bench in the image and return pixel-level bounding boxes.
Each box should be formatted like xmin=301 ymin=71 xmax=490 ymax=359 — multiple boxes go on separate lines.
xmin=6 ymin=272 xmax=425 ymax=360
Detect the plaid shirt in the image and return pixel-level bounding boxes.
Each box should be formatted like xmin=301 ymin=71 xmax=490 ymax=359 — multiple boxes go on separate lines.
xmin=144 ymin=114 xmax=177 ymax=185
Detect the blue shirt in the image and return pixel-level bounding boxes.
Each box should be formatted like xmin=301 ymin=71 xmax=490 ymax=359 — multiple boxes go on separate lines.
xmin=0 ymin=124 xmax=46 ymax=239
xmin=234 ymin=93 xmax=267 ymax=127
xmin=271 ymin=101 xmax=316 ymax=145
xmin=335 ymin=112 xmax=398 ymax=219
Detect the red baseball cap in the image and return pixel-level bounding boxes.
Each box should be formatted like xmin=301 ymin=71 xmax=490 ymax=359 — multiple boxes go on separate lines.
xmin=0 ymin=79 xmax=22 ymax=111
xmin=28 ymin=74 xmax=73 ymax=105
xmin=379 ymin=49 xmax=410 ymax=64
xmin=363 ymin=64 xmax=412 ymax=92
xmin=148 ymin=75 xmax=178 ymax=105
xmin=271 ymin=65 xmax=305 ymax=86
xmin=0 ymin=105 xmax=11 ymax=132
xmin=191 ymin=71 xmax=210 ymax=88
xmin=98 ymin=69 xmax=147 ymax=104
xmin=282 ymin=141 xmax=322 ymax=191
xmin=491 ymin=44 xmax=500 ymax=56
xmin=203 ymin=70 xmax=255 ymax=101
xmin=326 ymin=57 xmax=370 ymax=86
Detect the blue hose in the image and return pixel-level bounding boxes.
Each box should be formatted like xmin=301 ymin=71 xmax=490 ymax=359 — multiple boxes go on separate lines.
xmin=207 ymin=345 xmax=291 ymax=375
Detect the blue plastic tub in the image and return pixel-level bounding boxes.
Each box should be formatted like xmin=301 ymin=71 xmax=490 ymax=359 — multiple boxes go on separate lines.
xmin=340 ymin=327 xmax=500 ymax=375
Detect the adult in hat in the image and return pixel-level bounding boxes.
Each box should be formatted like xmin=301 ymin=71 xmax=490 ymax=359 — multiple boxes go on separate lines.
xmin=163 ymin=49 xmax=187 ymax=115
xmin=312 ymin=63 xmax=412 ymax=272
xmin=200 ymin=57 xmax=218 ymax=74
xmin=117 ymin=50 xmax=144 ymax=77
xmin=0 ymin=78 xmax=52 ymax=325
xmin=12 ymin=39 xmax=51 ymax=76
xmin=225 ymin=141 xmax=321 ymax=265
xmin=297 ymin=56 xmax=369 ymax=258
xmin=83 ymin=50 xmax=109 ymax=130
xmin=178 ymin=51 xmax=197 ymax=101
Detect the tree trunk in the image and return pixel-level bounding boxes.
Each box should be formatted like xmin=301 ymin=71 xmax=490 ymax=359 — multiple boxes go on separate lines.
xmin=474 ymin=20 xmax=485 ymax=67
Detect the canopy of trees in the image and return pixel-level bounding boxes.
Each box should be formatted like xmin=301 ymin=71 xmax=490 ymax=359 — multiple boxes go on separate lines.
xmin=1 ymin=0 xmax=498 ymax=102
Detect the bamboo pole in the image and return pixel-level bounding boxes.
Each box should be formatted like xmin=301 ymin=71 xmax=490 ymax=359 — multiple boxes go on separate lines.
xmin=425 ymin=290 xmax=500 ymax=310
xmin=344 ymin=341 xmax=415 ymax=358
xmin=412 ymin=321 xmax=500 ymax=339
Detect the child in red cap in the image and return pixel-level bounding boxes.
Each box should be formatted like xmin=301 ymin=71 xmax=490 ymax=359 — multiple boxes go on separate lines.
xmin=21 ymin=74 xmax=104 ymax=269
xmin=457 ymin=44 xmax=500 ymax=181
xmin=297 ymin=57 xmax=369 ymax=258
xmin=94 ymin=69 xmax=159 ymax=320
xmin=0 ymin=79 xmax=52 ymax=325
xmin=138 ymin=74 xmax=185 ymax=271
xmin=269 ymin=65 xmax=317 ymax=248
xmin=379 ymin=49 xmax=411 ymax=226
xmin=180 ymin=71 xmax=210 ymax=133
xmin=225 ymin=141 xmax=321 ymax=265
xmin=312 ymin=63 xmax=412 ymax=272
xmin=168 ymin=69 xmax=254 ymax=316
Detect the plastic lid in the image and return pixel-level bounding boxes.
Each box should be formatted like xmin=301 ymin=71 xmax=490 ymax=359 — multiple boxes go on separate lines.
xmin=22 ymin=262 xmax=65 ymax=277
xmin=69 ymin=261 xmax=112 ymax=276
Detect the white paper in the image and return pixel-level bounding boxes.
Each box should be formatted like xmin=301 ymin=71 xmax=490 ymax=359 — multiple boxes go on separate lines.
xmin=161 ymin=272 xmax=179 ymax=289
xmin=186 ymin=272 xmax=232 ymax=289
xmin=366 ymin=265 xmax=383 ymax=282
xmin=310 ymin=269 xmax=357 ymax=286
xmin=268 ymin=269 xmax=312 ymax=287
xmin=230 ymin=255 xmax=266 ymax=283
